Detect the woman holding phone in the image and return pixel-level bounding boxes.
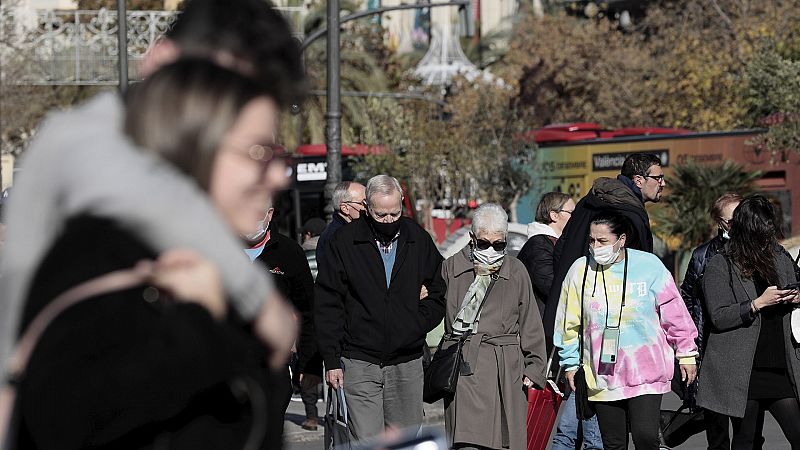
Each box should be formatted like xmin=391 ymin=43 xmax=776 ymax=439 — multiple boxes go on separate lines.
xmin=698 ymin=195 xmax=800 ymax=450
xmin=554 ymin=211 xmax=698 ymax=450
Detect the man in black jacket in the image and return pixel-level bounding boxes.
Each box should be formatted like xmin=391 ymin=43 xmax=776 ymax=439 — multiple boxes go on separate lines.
xmin=544 ymin=153 xmax=665 ymax=346
xmin=244 ymin=202 xmax=315 ymax=419
xmin=315 ymin=174 xmax=446 ymax=440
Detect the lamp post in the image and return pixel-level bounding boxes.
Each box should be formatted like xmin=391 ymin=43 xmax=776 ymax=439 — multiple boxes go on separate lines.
xmin=323 ymin=0 xmax=341 ymax=219
xmin=117 ymin=0 xmax=128 ymax=93
xmin=309 ymin=1 xmax=471 ymax=220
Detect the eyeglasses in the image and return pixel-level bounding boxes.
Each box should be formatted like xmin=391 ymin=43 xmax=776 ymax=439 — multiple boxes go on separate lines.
xmin=644 ymin=175 xmax=665 ymax=182
xmin=223 ymin=142 xmax=289 ymax=174
xmin=558 ymin=209 xmax=574 ymax=215
xmin=341 ymin=201 xmax=365 ymax=209
xmin=474 ymin=238 xmax=507 ymax=251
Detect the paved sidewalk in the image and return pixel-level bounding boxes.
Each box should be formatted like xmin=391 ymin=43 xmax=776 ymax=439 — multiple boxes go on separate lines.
xmin=283 ymin=395 xmax=445 ymax=443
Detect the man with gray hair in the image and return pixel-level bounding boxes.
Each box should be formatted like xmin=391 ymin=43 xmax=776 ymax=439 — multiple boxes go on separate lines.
xmin=316 ymin=180 xmax=366 ymax=263
xmin=315 ymin=174 xmax=447 ymax=440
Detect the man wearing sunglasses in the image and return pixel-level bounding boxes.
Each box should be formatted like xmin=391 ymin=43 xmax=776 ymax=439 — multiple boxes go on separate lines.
xmin=315 ymin=174 xmax=446 ymax=441
xmin=543 ymin=153 xmax=666 ymax=349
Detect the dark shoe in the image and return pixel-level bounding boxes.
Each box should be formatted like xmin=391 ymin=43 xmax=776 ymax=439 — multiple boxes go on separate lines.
xmin=301 ymin=418 xmax=318 ymax=431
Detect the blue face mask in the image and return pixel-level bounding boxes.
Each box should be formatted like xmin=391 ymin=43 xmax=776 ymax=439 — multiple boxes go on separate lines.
xmin=244 ymin=243 xmax=266 ymax=262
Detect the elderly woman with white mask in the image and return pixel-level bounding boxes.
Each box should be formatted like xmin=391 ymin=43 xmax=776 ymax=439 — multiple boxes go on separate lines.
xmin=441 ymin=203 xmax=547 ymax=450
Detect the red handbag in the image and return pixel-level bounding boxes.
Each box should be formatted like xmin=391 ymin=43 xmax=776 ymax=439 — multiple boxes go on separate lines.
xmin=526 ymin=352 xmax=565 ymax=450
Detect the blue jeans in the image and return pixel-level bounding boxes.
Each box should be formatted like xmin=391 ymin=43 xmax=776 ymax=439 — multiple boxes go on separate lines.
xmin=551 ymin=393 xmax=604 ymax=450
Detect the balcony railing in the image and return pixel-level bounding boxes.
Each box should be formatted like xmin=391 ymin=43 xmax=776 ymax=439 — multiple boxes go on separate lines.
xmin=0 ymin=6 xmax=305 ymax=85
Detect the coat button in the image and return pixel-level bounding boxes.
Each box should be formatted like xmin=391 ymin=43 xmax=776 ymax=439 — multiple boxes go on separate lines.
xmin=143 ymin=287 xmax=160 ymax=303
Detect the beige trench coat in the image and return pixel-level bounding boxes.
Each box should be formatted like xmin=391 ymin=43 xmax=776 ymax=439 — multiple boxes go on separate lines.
xmin=442 ymin=246 xmax=547 ymax=450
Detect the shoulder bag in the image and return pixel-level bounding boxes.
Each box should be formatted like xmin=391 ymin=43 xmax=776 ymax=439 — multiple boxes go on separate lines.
xmin=423 ymin=275 xmax=498 ymax=404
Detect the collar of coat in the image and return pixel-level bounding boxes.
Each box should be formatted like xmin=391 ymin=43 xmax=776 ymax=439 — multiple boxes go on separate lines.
xmin=452 ymin=246 xmax=512 ymax=280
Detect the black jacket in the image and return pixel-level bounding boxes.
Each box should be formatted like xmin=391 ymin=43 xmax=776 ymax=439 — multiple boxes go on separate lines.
xmin=543 ymin=176 xmax=654 ymax=347
xmin=315 ymin=217 xmax=446 ymax=369
xmin=680 ymin=232 xmax=727 ymax=358
xmin=254 ymin=230 xmax=316 ymax=374
xmin=18 ymin=217 xmax=284 ymax=450
xmin=315 ymin=212 xmax=348 ymax=265
xmin=516 ymin=232 xmax=558 ymax=318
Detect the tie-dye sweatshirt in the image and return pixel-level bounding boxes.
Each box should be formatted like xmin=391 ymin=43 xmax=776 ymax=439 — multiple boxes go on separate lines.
xmin=554 ymin=249 xmax=698 ymax=402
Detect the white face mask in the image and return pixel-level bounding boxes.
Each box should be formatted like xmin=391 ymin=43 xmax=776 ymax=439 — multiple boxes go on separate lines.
xmin=473 ymin=246 xmax=505 ymax=266
xmin=589 ymin=238 xmax=622 ymax=265
xmin=246 ymin=219 xmax=269 ymax=241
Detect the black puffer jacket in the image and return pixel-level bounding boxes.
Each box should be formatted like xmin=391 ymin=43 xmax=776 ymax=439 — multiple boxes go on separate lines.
xmin=516 ymin=226 xmax=558 ymax=318
xmin=680 ymin=231 xmax=727 ymax=358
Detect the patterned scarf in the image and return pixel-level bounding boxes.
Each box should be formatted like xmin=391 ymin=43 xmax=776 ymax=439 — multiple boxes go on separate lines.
xmin=453 ymin=260 xmax=503 ymax=335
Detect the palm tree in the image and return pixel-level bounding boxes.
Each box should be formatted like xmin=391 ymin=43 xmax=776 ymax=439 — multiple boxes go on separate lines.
xmin=281 ymin=0 xmax=396 ymax=149
xmin=651 ymin=161 xmax=761 ymax=252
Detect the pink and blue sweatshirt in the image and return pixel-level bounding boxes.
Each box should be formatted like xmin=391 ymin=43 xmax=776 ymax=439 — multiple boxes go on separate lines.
xmin=554 ymin=249 xmax=698 ymax=401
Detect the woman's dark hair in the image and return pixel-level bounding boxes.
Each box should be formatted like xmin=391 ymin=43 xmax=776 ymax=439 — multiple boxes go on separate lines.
xmin=535 ymin=192 xmax=572 ymax=224
xmin=125 ymin=59 xmax=264 ymax=191
xmin=728 ymin=195 xmax=780 ymax=283
xmin=590 ymin=211 xmax=631 ymax=242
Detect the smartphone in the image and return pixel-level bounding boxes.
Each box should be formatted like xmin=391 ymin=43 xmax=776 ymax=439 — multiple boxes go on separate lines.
xmin=600 ymin=327 xmax=620 ymax=364
xmin=779 ymin=282 xmax=800 ymax=291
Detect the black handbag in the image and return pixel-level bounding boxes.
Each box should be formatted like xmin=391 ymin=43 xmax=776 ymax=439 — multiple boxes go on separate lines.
xmin=324 ymin=387 xmax=355 ymax=449
xmin=423 ymin=276 xmax=498 ymax=404
xmin=422 ymin=332 xmax=470 ymax=403
xmin=659 ymin=404 xmax=705 ymax=448
xmin=573 ymin=366 xmax=595 ymax=420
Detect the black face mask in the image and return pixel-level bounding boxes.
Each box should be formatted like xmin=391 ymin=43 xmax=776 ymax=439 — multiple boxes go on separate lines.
xmin=367 ymin=215 xmax=401 ymax=245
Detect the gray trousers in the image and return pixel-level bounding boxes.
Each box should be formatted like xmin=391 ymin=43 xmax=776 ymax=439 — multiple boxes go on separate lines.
xmin=341 ymin=356 xmax=424 ymax=441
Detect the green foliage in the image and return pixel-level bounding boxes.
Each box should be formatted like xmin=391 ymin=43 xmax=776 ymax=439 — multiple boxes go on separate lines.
xmin=500 ymin=1 xmax=800 ymax=132
xmin=354 ymin=77 xmax=534 ymax=234
xmin=743 ymin=46 xmax=800 ymax=126
xmin=651 ymin=161 xmax=761 ymax=250
xmin=281 ymin=0 xmax=398 ymax=149
xmin=742 ymin=45 xmax=800 ymax=159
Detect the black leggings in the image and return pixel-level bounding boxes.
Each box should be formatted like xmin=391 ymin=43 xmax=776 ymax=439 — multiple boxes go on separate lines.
xmin=594 ymin=394 xmax=662 ymax=450
xmin=731 ymin=398 xmax=800 ymax=450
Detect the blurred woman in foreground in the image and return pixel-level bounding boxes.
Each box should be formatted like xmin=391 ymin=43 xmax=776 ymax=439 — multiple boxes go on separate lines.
xmin=16 ymin=60 xmax=291 ymax=450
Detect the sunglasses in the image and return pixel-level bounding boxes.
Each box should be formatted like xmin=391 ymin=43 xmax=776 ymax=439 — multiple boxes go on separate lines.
xmin=473 ymin=238 xmax=507 ymax=251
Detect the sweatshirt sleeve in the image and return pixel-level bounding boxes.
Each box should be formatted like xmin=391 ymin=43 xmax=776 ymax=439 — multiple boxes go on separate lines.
xmin=656 ymin=267 xmax=699 ymax=359
xmin=553 ymin=259 xmax=585 ymax=371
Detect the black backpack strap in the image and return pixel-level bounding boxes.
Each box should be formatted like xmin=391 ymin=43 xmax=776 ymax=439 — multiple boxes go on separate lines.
xmin=578 ymin=260 xmax=590 ymax=367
